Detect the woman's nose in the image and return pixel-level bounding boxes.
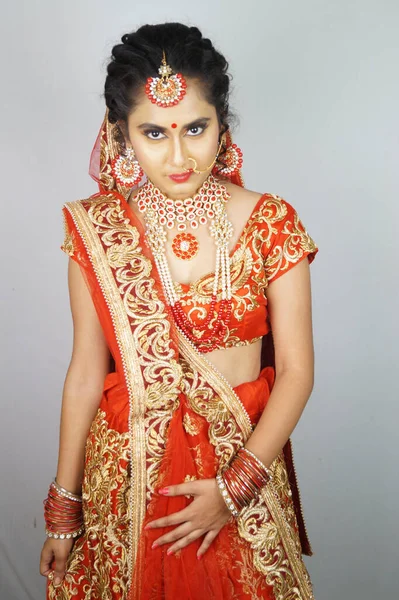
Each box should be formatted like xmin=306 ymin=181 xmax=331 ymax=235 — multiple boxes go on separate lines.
xmin=168 ymin=136 xmax=187 ymax=169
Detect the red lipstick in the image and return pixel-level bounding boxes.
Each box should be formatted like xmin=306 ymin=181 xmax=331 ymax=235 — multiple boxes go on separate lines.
xmin=168 ymin=171 xmax=193 ymax=183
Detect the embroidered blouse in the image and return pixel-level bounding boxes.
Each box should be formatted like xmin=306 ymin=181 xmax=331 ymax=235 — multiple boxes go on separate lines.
xmin=62 ymin=192 xmax=318 ymax=353
xmin=174 ymin=193 xmax=318 ymax=352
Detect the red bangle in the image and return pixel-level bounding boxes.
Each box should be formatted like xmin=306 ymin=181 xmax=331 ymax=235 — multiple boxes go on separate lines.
xmin=217 ymin=446 xmax=272 ymax=513
xmin=43 ymin=481 xmax=84 ymax=538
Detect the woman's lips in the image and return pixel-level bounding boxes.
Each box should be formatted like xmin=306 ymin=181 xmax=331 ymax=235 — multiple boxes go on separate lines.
xmin=168 ymin=171 xmax=193 ymax=183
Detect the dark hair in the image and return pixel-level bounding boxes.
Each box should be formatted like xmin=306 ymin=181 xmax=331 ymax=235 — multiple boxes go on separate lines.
xmin=104 ymin=23 xmax=233 ymax=134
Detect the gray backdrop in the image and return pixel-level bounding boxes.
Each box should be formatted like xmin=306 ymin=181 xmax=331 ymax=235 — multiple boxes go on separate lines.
xmin=1 ymin=1 xmax=397 ymax=599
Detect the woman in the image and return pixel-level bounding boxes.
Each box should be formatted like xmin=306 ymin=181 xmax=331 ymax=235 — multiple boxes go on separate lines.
xmin=40 ymin=22 xmax=318 ymax=600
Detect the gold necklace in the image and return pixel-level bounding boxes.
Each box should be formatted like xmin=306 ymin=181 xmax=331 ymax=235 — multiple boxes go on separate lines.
xmin=135 ymin=175 xmax=228 ymax=260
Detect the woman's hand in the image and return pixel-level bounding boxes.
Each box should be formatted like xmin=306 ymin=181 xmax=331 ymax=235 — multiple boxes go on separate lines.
xmin=40 ymin=537 xmax=75 ymax=587
xmin=145 ymin=478 xmax=232 ymax=558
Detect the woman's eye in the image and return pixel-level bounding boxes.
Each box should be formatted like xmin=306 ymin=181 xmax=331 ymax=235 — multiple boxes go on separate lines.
xmin=186 ymin=126 xmax=205 ymax=136
xmin=145 ymin=130 xmax=165 ymax=140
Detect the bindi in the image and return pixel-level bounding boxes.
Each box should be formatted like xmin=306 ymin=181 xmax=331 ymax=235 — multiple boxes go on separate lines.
xmin=171 ymin=123 xmax=178 ymax=129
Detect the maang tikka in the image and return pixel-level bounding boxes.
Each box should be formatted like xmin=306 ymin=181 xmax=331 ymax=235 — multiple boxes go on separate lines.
xmin=145 ymin=50 xmax=187 ymax=107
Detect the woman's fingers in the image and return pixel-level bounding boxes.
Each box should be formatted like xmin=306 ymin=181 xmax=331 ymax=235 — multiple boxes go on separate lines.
xmin=53 ymin=548 xmax=70 ymax=586
xmin=197 ymin=529 xmax=219 ymax=558
xmin=40 ymin=539 xmax=74 ymax=587
xmin=157 ymin=478 xmax=209 ymax=498
xmin=166 ymin=528 xmax=204 ymax=555
xmin=146 ymin=506 xmax=191 ymax=530
xmin=152 ymin=521 xmax=194 ymax=548
xmin=39 ymin=544 xmax=54 ymax=576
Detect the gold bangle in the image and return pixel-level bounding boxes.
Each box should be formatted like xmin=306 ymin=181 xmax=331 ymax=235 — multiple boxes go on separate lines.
xmin=53 ymin=479 xmax=83 ymax=503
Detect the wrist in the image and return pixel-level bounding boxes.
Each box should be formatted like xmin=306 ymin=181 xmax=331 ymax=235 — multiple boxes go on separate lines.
xmin=216 ymin=447 xmax=272 ymax=517
xmin=55 ymin=475 xmax=83 ymax=496
xmin=43 ymin=479 xmax=84 ymax=540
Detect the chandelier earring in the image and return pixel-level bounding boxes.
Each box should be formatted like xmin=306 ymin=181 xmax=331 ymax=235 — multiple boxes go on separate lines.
xmin=111 ymin=146 xmax=144 ymax=188
xmin=212 ymin=131 xmax=243 ymax=179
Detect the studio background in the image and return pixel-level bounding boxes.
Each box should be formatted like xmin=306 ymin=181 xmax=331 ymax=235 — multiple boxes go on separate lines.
xmin=1 ymin=1 xmax=397 ymax=599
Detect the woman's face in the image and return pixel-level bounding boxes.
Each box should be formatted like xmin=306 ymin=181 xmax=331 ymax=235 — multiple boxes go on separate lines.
xmin=125 ymin=79 xmax=221 ymax=199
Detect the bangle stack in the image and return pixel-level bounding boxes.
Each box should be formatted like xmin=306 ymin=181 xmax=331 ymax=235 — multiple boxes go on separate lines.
xmin=43 ymin=479 xmax=84 ymax=540
xmin=216 ymin=447 xmax=272 ymax=517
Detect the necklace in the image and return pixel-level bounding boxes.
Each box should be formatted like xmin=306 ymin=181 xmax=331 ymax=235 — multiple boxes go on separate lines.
xmin=133 ymin=175 xmax=234 ymax=352
xmin=135 ymin=176 xmax=227 ymax=260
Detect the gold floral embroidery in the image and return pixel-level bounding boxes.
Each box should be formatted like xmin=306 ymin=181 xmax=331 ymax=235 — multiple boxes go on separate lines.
xmin=231 ymin=529 xmax=274 ymax=599
xmin=48 ymin=410 xmax=130 ymax=600
xmin=263 ymin=196 xmax=317 ymax=281
xmin=181 ymin=358 xmax=245 ymax=469
xmin=182 ymin=412 xmax=202 ymax=436
xmin=61 ymin=211 xmax=76 ymax=257
xmin=61 ymin=231 xmax=75 ymax=257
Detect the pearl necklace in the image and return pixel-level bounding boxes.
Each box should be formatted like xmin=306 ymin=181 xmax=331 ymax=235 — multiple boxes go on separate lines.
xmin=133 ymin=175 xmax=234 ymax=352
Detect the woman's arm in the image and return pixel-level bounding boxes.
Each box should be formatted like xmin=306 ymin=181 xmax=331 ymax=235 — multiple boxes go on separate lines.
xmin=55 ymin=259 xmax=111 ymax=494
xmin=245 ymin=257 xmax=315 ymax=466
xmin=40 ymin=259 xmax=111 ymax=586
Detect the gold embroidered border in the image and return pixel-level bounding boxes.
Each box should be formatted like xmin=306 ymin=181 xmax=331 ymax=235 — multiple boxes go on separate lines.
xmin=63 ymin=200 xmax=147 ymax=580
xmin=261 ymin=486 xmax=314 ymax=598
xmin=178 ymin=332 xmax=253 ymax=438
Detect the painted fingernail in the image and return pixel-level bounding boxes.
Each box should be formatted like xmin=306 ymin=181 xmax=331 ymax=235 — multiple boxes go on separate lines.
xmin=144 ymin=523 xmax=151 ymax=529
xmin=151 ymin=541 xmax=159 ymax=549
xmin=158 ymin=487 xmax=169 ymax=495
xmin=166 ymin=548 xmax=174 ymax=555
xmin=197 ymin=553 xmax=202 ymax=560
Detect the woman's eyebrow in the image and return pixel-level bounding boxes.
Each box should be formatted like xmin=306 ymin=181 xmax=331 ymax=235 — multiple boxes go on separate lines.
xmin=137 ymin=117 xmax=211 ymax=132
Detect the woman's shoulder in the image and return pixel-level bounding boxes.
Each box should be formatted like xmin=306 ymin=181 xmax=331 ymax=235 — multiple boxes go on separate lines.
xmin=223 ymin=181 xmax=297 ymax=229
xmin=223 ymin=182 xmax=318 ymax=276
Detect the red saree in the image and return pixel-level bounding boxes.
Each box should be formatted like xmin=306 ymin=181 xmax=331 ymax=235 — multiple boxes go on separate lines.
xmin=47 ymin=115 xmax=318 ymax=600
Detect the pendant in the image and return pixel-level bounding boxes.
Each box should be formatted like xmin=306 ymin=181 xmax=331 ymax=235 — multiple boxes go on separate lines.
xmin=171 ymin=233 xmax=199 ymax=260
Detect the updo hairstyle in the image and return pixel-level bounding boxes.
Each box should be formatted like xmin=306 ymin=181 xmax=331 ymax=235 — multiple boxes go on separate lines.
xmin=104 ymin=23 xmax=233 ymax=136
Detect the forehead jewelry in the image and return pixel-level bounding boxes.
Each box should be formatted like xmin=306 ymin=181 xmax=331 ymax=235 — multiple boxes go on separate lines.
xmin=145 ymin=50 xmax=187 ymax=107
